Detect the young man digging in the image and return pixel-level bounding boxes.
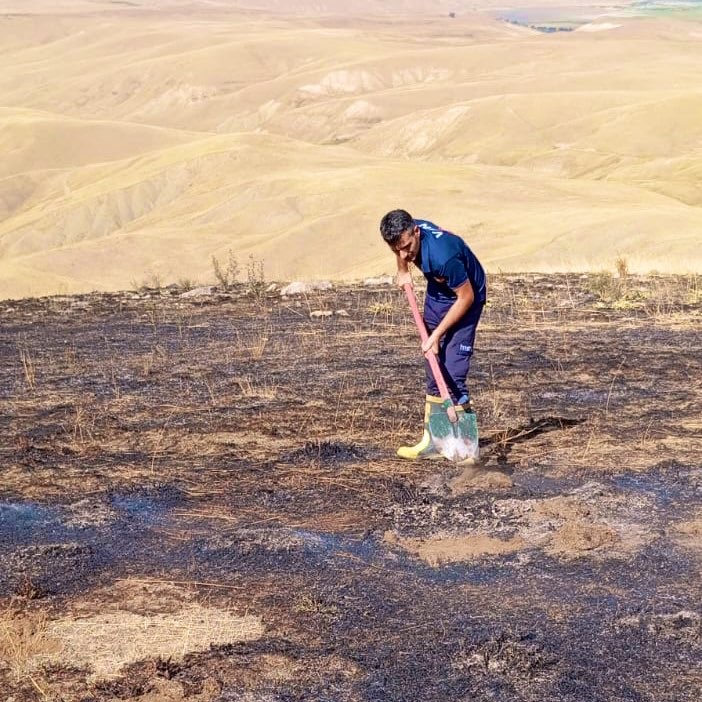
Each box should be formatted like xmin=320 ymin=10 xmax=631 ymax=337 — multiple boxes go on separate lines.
xmin=380 ymin=209 xmax=486 ymax=461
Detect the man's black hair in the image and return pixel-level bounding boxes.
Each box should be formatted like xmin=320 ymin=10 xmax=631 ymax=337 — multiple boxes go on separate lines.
xmin=380 ymin=209 xmax=414 ymax=246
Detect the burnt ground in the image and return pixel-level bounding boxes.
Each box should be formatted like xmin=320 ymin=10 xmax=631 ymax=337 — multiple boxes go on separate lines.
xmin=0 ymin=273 xmax=700 ymax=701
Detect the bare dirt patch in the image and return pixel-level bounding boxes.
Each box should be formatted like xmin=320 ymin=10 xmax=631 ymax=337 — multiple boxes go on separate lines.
xmin=670 ymin=514 xmax=702 ymax=554
xmin=386 ymin=530 xmax=525 ymax=565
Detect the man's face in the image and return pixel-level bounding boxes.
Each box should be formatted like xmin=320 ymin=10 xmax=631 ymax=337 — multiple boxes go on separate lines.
xmin=392 ymin=226 xmax=420 ymax=263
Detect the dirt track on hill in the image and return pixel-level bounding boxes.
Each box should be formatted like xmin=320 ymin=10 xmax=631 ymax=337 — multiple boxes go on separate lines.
xmin=1 ymin=274 xmax=701 ymax=701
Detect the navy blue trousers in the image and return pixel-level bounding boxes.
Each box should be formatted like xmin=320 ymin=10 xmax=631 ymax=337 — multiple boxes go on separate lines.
xmin=423 ymin=296 xmax=483 ymax=405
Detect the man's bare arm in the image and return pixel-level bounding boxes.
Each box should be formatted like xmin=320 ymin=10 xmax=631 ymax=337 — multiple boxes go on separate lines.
xmin=396 ymin=253 xmax=413 ymax=287
xmin=421 ymin=279 xmax=475 ymax=354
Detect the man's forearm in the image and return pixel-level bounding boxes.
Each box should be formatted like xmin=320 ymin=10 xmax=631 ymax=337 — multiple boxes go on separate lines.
xmin=421 ymin=281 xmax=475 ymax=354
xmin=396 ymin=253 xmax=409 ymax=274
xmin=432 ymin=295 xmax=473 ymax=339
xmin=396 ymin=254 xmax=413 ymax=287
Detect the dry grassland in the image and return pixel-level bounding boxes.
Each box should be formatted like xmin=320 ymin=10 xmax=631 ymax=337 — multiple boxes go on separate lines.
xmin=1 ymin=1 xmax=701 ymax=298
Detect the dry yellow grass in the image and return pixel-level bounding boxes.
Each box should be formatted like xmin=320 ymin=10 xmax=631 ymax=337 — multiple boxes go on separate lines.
xmin=21 ymin=603 xmax=264 ymax=680
xmin=0 ymin=607 xmax=59 ymax=684
xmin=1 ymin=1 xmax=701 ymax=299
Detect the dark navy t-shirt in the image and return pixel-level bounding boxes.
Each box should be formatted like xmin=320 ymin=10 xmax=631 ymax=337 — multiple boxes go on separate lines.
xmin=414 ymin=219 xmax=487 ymax=304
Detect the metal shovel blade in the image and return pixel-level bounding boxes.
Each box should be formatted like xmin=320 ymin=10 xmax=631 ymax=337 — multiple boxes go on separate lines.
xmin=428 ymin=406 xmax=480 ymax=463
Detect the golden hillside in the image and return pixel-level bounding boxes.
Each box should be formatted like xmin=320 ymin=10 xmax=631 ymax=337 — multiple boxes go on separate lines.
xmin=1 ymin=1 xmax=701 ymax=298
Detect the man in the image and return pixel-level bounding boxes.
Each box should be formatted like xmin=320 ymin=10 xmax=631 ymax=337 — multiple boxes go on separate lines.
xmin=380 ymin=209 xmax=486 ymax=459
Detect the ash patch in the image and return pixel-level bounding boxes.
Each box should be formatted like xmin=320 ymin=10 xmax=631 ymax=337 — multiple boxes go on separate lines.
xmin=1 ymin=542 xmax=99 ymax=597
xmin=612 ymin=462 xmax=702 ymax=510
xmin=202 ymin=528 xmax=307 ymax=555
xmin=63 ymin=497 xmax=118 ymax=528
xmin=0 ymin=501 xmax=60 ymax=542
xmin=192 ymin=527 xmax=321 ymax=576
xmin=108 ymin=483 xmax=184 ymax=526
xmin=195 ymin=528 xmax=384 ymax=576
xmin=616 ymin=610 xmax=702 ymax=646
xmin=286 ymin=440 xmax=365 ymax=464
xmin=386 ymin=495 xmax=515 ymax=539
xmin=455 ymin=631 xmax=560 ymax=686
xmin=215 ymin=695 xmax=285 ymax=702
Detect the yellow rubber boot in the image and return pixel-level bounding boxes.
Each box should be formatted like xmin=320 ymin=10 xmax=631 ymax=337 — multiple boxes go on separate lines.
xmin=397 ymin=395 xmax=444 ymax=459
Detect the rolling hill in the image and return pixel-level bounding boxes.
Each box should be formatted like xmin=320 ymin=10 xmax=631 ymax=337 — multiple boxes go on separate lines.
xmin=1 ymin=1 xmax=700 ymax=297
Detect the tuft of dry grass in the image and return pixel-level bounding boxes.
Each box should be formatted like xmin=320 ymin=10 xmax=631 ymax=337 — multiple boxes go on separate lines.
xmin=64 ymin=403 xmax=97 ymax=450
xmin=229 ymin=327 xmax=272 ymax=360
xmin=0 ymin=606 xmax=59 ymax=694
xmin=235 ymin=375 xmax=278 ymax=399
xmin=17 ymin=340 xmax=37 ymax=392
xmin=615 ymin=255 xmax=629 ymax=279
xmin=212 ymin=249 xmax=240 ymax=291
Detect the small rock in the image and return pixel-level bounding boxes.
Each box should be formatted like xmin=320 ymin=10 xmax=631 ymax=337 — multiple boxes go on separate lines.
xmin=280 ymin=281 xmax=307 ymax=296
xmin=310 ymin=310 xmax=333 ymax=318
xmin=265 ymin=283 xmax=278 ymax=292
xmin=180 ymin=286 xmax=215 ymax=298
xmin=363 ymin=275 xmax=394 ymax=287
xmin=335 ymin=309 xmax=349 ymax=316
xmin=280 ymin=281 xmax=333 ymax=296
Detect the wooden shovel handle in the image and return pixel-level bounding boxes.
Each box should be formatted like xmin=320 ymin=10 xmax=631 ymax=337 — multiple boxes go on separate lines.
xmin=403 ymin=283 xmax=457 ymax=421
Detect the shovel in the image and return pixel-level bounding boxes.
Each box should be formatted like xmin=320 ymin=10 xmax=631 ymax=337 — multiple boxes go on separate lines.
xmin=403 ymin=283 xmax=479 ymax=463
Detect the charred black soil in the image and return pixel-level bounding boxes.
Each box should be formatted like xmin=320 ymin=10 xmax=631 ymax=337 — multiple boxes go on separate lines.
xmin=1 ymin=274 xmax=701 ymax=701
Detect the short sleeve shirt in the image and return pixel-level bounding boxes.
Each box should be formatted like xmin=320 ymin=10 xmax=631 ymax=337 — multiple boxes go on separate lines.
xmin=414 ymin=219 xmax=487 ymax=304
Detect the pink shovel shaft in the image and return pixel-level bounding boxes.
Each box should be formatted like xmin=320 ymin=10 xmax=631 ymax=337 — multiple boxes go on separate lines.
xmin=403 ymin=283 xmax=457 ymax=421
